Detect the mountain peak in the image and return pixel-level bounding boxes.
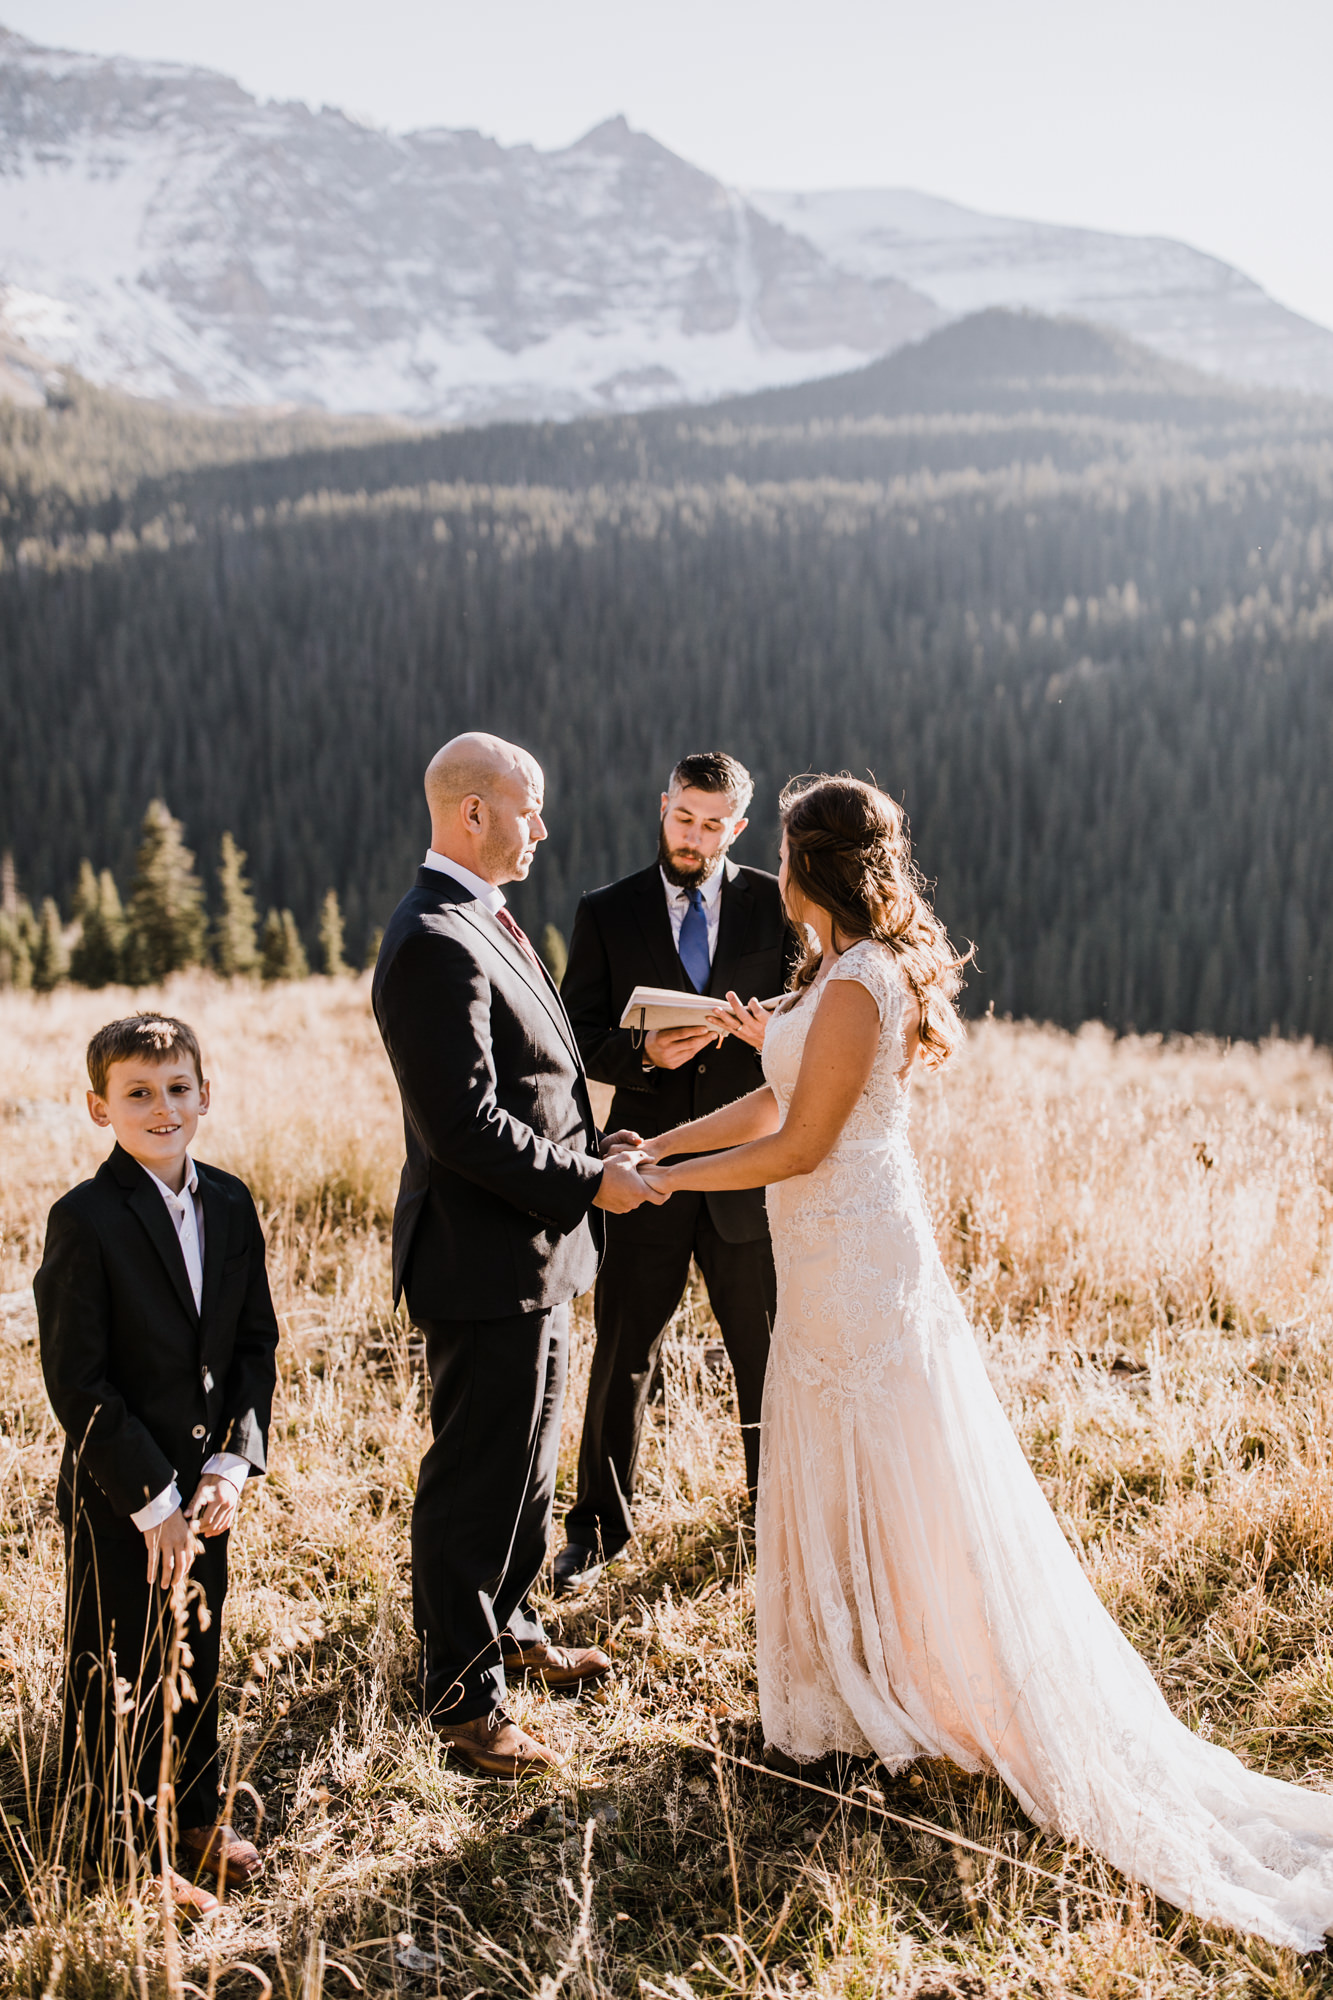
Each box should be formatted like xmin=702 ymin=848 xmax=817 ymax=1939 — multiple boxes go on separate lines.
xmin=1 ymin=22 xmax=1330 ymax=418
xmin=573 ymin=113 xmax=635 ymax=149
xmin=0 ymin=38 xmax=937 ymax=420
xmin=566 ymin=113 xmax=689 ymax=169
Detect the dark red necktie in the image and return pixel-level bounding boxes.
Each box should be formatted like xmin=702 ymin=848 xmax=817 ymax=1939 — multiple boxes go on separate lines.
xmin=495 ymin=905 xmax=543 ymax=969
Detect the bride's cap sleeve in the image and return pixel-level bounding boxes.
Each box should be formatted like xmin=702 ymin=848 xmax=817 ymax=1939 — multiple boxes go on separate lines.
xmin=826 ymin=940 xmax=901 ymax=1027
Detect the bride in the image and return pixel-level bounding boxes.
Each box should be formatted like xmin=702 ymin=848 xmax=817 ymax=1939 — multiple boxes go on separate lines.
xmin=633 ymin=773 xmax=1333 ymax=1951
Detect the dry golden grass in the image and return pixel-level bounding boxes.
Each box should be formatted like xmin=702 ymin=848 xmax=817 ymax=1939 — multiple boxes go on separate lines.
xmin=5 ymin=977 xmax=1333 ymax=1997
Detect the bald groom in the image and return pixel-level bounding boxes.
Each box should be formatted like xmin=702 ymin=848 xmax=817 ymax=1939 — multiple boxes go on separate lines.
xmin=372 ymin=734 xmax=658 ymax=1777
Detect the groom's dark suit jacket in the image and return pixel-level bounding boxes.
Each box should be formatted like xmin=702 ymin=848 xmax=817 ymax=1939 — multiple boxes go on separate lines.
xmin=373 ymin=866 xmax=605 ymax=1321
xmin=562 ymin=859 xmax=795 ymax=1244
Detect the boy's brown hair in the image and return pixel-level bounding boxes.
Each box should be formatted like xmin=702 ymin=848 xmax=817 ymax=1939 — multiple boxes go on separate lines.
xmin=86 ymin=1014 xmax=204 ymax=1099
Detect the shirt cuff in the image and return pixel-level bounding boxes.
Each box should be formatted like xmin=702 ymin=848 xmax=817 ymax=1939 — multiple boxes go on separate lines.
xmin=201 ymin=1452 xmax=250 ymax=1494
xmin=131 ymin=1481 xmax=183 ymax=1531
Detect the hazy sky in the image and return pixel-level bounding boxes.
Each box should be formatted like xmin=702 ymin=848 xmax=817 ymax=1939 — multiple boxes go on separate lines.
xmin=8 ymin=0 xmax=1333 ymax=330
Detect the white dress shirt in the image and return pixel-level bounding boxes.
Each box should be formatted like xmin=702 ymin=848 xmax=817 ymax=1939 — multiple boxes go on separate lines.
xmin=660 ymin=863 xmax=725 ymax=972
xmin=423 ymin=848 xmax=507 ymax=916
xmin=130 ymin=1154 xmax=251 ymax=1532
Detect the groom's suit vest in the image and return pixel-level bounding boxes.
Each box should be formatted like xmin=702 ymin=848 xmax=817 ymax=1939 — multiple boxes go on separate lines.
xmin=562 ymin=860 xmax=796 ymax=1244
xmin=373 ymin=868 xmax=604 ymax=1321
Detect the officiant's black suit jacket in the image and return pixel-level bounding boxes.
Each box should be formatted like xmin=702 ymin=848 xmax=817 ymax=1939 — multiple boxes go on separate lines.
xmin=34 ymin=1144 xmax=279 ymax=1535
xmin=373 ymin=866 xmax=605 ymax=1320
xmin=562 ymin=860 xmax=797 ymax=1244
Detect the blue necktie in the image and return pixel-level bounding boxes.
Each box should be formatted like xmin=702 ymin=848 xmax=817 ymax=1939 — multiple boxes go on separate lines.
xmin=678 ymin=887 xmax=710 ymax=993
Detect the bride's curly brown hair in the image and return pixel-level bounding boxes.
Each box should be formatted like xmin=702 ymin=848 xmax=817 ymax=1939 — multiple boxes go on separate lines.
xmin=780 ymin=774 xmax=971 ymax=1069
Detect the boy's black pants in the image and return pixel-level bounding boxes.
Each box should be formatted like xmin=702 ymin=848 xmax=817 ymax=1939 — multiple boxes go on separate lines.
xmin=62 ymin=1514 xmax=226 ymax=1871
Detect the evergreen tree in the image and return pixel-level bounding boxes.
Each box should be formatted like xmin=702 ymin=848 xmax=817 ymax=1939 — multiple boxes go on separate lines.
xmin=317 ymin=888 xmax=348 ymax=976
xmin=363 ymin=927 xmax=384 ymax=971
xmin=540 ymin=923 xmax=568 ymax=988
xmin=71 ymin=858 xmax=98 ymax=935
xmin=0 ymin=909 xmax=35 ymax=989
xmin=213 ymin=831 xmax=259 ymax=977
xmin=70 ymin=859 xmax=127 ymax=986
xmin=0 ymin=853 xmax=33 ymax=990
xmin=260 ymin=907 xmax=309 ymax=981
xmin=125 ymin=800 xmax=206 ymax=984
xmin=32 ymin=896 xmax=70 ymax=990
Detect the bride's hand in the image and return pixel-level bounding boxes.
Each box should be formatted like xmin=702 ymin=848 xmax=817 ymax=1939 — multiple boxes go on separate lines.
xmin=706 ymin=991 xmax=770 ymax=1051
xmin=639 ymin=1163 xmax=673 ymax=1198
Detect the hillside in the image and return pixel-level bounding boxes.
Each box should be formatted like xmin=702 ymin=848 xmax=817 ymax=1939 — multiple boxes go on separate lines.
xmin=753 ymin=186 xmax=1333 ymax=400
xmin=3 ymin=309 xmax=1333 ymax=1041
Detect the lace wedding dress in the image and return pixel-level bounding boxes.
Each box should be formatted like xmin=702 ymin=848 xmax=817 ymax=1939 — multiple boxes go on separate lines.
xmin=756 ymin=939 xmax=1333 ymax=1949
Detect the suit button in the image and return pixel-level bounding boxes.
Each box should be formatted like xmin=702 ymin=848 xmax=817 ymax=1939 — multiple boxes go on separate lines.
xmin=192 ymin=1424 xmax=206 ymax=1440
xmin=697 ymin=1062 xmax=707 ymax=1073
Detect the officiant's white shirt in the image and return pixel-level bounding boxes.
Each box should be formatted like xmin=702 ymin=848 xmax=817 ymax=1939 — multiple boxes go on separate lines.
xmin=424 ymin=848 xmax=507 ymax=916
xmin=660 ymin=863 xmax=724 ymax=970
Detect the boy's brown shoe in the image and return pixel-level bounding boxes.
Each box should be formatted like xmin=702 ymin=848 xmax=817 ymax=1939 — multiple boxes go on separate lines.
xmin=177 ymin=1822 xmax=262 ymax=1889
xmin=434 ymin=1711 xmax=562 ymax=1778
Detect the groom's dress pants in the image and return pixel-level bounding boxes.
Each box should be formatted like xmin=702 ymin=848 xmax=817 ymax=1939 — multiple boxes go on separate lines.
xmin=412 ymin=1304 xmax=568 ymax=1723
xmin=566 ymin=1197 xmax=775 ymax=1557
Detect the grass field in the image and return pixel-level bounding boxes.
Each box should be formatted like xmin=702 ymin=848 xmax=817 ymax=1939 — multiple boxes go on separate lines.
xmin=5 ymin=976 xmax=1333 ymax=1997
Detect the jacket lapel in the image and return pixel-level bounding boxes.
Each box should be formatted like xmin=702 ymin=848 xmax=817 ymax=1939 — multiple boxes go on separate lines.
xmin=115 ymin=1146 xmax=199 ymax=1325
xmin=197 ymin=1166 xmax=230 ymax=1336
xmin=632 ymin=869 xmax=691 ymax=992
xmin=708 ymin=862 xmax=752 ymax=997
xmin=456 ymin=901 xmax=585 ymax=1071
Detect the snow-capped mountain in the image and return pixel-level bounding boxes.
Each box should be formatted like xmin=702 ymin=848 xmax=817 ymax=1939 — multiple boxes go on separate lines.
xmin=1 ymin=21 xmax=1330 ymax=422
xmin=0 ymin=25 xmax=940 ymax=421
xmin=749 ymin=188 xmax=1333 ymax=401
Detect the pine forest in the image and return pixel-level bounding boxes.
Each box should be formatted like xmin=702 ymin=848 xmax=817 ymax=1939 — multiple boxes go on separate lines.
xmin=3 ymin=309 xmax=1332 ymax=1039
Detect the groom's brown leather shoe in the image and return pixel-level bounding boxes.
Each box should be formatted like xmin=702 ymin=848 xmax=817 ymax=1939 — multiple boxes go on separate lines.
xmin=503 ymin=1641 xmax=613 ymax=1690
xmin=81 ymin=1861 xmax=220 ymax=1919
xmin=434 ymin=1712 xmax=562 ymax=1778
xmin=176 ymin=1821 xmax=262 ymax=1889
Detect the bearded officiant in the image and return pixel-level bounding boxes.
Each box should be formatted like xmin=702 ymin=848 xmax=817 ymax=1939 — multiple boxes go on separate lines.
xmin=554 ymin=751 xmax=798 ymax=1592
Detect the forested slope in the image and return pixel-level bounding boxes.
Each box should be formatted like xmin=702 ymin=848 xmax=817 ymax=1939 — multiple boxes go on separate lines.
xmin=4 ymin=310 xmax=1332 ymax=1037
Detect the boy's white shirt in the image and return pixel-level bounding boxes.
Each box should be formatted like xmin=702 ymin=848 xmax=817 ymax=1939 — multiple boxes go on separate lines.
xmin=129 ymin=1153 xmax=251 ymax=1531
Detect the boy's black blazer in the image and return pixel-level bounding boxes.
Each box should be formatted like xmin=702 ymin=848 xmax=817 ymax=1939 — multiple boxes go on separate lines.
xmin=372 ymin=866 xmax=604 ymax=1321
xmin=561 ymin=859 xmax=797 ymax=1244
xmin=34 ymin=1145 xmax=279 ymax=1534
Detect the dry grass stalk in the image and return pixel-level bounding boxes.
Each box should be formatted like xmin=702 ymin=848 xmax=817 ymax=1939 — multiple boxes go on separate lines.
xmin=3 ymin=978 xmax=1333 ymax=1995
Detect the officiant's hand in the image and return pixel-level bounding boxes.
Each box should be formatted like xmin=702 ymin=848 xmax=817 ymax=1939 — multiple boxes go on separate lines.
xmin=594 ymin=1158 xmax=669 ymax=1211
xmin=706 ymin=991 xmax=770 ymax=1051
xmin=644 ymin=1024 xmax=716 ymax=1069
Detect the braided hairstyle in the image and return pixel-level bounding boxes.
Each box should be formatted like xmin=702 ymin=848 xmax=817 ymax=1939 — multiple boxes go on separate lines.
xmin=780 ymin=775 xmax=970 ymax=1069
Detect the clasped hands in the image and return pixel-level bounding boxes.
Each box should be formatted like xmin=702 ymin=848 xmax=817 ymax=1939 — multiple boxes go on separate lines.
xmin=595 ymin=989 xmax=767 ymax=1213
xmin=593 ymin=1135 xmax=669 ymax=1212
xmin=596 ymin=1128 xmax=672 ymax=1210
xmin=140 ymin=1471 xmax=242 ymax=1591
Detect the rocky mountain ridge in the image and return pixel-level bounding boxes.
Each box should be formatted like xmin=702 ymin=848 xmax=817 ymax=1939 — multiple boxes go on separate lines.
xmin=0 ymin=26 xmax=939 ymax=420
xmin=752 ymin=187 xmax=1333 ymax=401
xmin=1 ymin=22 xmax=1329 ymax=421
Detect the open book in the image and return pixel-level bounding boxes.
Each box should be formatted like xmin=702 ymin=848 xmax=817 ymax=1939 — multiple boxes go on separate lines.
xmin=618 ymin=985 xmax=784 ymax=1034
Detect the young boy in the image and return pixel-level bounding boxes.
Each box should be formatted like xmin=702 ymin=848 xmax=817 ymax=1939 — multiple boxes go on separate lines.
xmin=34 ymin=1013 xmax=279 ymax=1914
